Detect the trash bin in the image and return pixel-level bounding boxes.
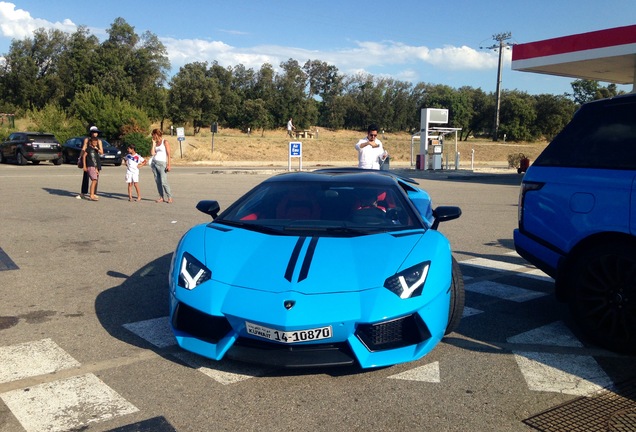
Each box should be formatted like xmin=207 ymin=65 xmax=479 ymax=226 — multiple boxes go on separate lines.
xmin=380 ymin=156 xmax=390 ymax=171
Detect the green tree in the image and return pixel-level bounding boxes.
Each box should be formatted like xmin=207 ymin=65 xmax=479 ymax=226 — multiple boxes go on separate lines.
xmin=57 ymin=26 xmax=100 ymax=108
xmin=498 ymin=90 xmax=537 ymax=141
xmin=70 ymin=85 xmax=150 ymax=142
xmin=533 ymin=94 xmax=576 ymax=140
xmin=242 ymin=98 xmax=272 ymax=136
xmin=0 ymin=28 xmax=67 ymax=110
xmin=167 ymin=62 xmax=220 ymax=131
xmin=570 ymin=79 xmax=621 ymax=105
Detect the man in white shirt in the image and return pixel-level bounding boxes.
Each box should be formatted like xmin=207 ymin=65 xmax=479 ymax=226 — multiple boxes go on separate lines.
xmin=355 ymin=124 xmax=388 ymax=169
xmin=287 ymin=118 xmax=295 ymax=138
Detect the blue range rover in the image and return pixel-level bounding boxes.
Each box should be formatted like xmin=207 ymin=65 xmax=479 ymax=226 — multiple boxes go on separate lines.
xmin=514 ymin=92 xmax=636 ymax=354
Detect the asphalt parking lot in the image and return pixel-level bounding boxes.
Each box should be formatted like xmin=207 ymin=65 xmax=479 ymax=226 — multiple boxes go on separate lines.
xmin=0 ymin=163 xmax=633 ymax=432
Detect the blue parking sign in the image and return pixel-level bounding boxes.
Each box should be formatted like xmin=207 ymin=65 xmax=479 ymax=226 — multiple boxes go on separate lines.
xmin=290 ymin=142 xmax=302 ymax=156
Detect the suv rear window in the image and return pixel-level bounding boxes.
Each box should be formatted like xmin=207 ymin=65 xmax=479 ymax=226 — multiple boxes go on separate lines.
xmin=533 ymin=97 xmax=636 ymax=170
xmin=27 ymin=134 xmax=58 ymax=143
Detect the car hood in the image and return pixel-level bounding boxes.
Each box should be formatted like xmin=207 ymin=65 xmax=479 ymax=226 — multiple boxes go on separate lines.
xmin=197 ymin=224 xmax=437 ymax=294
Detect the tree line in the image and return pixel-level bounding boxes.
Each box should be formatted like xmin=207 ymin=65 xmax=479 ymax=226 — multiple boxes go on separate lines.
xmin=0 ymin=17 xmax=624 ymax=144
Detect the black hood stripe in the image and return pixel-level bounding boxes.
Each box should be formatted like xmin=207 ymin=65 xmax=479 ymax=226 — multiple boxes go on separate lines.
xmin=298 ymin=237 xmax=319 ymax=282
xmin=284 ymin=237 xmax=307 ymax=282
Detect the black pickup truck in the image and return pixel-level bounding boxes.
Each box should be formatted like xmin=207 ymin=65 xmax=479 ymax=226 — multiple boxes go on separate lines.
xmin=0 ymin=132 xmax=63 ymax=165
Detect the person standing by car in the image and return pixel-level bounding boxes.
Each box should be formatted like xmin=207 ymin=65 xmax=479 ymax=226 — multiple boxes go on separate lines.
xmin=124 ymin=143 xmax=146 ymax=202
xmin=81 ymin=126 xmax=103 ymax=201
xmin=77 ymin=126 xmax=103 ymax=199
xmin=355 ymin=124 xmax=388 ymax=170
xmin=150 ymin=128 xmax=173 ymax=203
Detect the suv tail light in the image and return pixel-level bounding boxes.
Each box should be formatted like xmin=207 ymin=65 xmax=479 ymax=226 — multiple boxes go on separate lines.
xmin=518 ymin=181 xmax=544 ymax=228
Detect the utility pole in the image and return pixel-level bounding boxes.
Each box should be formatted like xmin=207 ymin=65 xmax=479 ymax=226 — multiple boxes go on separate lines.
xmin=487 ymin=32 xmax=512 ymax=141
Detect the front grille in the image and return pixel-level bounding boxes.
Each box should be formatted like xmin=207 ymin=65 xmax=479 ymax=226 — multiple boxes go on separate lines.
xmin=356 ymin=314 xmax=431 ymax=351
xmin=171 ymin=302 xmax=232 ymax=343
xmin=228 ymin=337 xmax=356 ymax=367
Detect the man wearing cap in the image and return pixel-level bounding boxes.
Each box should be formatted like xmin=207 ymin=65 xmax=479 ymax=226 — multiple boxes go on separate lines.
xmin=78 ymin=126 xmax=103 ymax=200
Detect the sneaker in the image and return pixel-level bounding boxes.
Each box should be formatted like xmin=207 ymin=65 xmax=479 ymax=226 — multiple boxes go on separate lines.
xmin=76 ymin=194 xmax=85 ymax=200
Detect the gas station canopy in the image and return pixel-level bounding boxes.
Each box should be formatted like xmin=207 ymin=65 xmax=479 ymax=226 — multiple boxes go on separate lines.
xmin=512 ymin=24 xmax=636 ymax=89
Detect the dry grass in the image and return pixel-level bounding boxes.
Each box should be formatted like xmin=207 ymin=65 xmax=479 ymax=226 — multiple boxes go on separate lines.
xmin=168 ymin=127 xmax=548 ymax=168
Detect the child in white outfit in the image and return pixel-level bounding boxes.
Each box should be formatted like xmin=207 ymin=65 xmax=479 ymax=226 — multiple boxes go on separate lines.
xmin=124 ymin=144 xmax=147 ymax=202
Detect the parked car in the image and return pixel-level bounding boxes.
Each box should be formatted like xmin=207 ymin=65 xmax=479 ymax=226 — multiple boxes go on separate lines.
xmin=169 ymin=168 xmax=464 ymax=368
xmin=62 ymin=137 xmax=122 ymax=166
xmin=514 ymin=92 xmax=636 ymax=354
xmin=0 ymin=132 xmax=62 ymax=165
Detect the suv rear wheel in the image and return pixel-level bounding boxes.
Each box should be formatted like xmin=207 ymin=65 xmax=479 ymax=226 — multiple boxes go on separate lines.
xmin=16 ymin=151 xmax=27 ymax=165
xmin=567 ymin=242 xmax=636 ymax=353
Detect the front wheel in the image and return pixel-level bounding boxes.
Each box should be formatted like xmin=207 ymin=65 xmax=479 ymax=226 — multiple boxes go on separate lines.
xmin=445 ymin=256 xmax=465 ymax=335
xmin=568 ymin=243 xmax=636 ymax=353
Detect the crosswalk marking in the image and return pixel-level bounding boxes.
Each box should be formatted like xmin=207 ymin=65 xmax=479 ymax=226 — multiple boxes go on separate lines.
xmin=0 ymin=338 xmax=80 ymax=384
xmin=465 ymin=280 xmax=547 ymax=302
xmin=0 ymin=373 xmax=138 ymax=432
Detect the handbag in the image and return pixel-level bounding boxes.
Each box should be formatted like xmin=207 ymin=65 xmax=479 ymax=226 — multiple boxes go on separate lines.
xmin=77 ymin=157 xmax=83 ymax=169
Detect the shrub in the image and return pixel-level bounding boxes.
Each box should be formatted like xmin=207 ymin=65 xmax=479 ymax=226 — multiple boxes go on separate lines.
xmin=122 ymin=132 xmax=152 ymax=157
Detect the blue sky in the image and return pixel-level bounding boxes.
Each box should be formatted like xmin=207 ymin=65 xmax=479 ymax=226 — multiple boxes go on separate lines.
xmin=0 ymin=0 xmax=634 ymax=95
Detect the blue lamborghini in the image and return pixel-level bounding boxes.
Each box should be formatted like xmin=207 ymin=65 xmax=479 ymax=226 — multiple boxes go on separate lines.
xmin=169 ymin=168 xmax=463 ymax=369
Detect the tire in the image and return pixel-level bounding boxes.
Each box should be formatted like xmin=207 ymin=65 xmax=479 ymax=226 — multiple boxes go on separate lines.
xmin=568 ymin=242 xmax=636 ymax=353
xmin=31 ymin=160 xmax=40 ymax=165
xmin=16 ymin=151 xmax=27 ymax=165
xmin=0 ymin=151 xmax=5 ymax=163
xmin=445 ymin=256 xmax=465 ymax=335
xmin=53 ymin=158 xmax=62 ymax=165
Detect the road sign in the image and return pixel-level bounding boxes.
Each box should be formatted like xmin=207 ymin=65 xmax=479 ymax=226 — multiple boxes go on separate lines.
xmin=288 ymin=141 xmax=302 ymax=171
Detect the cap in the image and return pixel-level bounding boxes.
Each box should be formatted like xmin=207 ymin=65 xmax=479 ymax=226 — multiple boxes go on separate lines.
xmin=89 ymin=126 xmax=100 ymax=133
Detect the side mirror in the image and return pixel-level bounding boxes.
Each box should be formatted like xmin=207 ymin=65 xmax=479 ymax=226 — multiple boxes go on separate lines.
xmin=196 ymin=200 xmax=221 ymax=219
xmin=431 ymin=206 xmax=461 ymax=230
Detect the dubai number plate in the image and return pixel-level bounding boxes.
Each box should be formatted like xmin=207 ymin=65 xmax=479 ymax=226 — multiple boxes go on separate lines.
xmin=245 ymin=321 xmax=332 ymax=343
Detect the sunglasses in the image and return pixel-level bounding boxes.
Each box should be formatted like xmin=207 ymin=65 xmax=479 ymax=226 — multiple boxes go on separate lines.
xmin=369 ymin=133 xmax=378 ymax=137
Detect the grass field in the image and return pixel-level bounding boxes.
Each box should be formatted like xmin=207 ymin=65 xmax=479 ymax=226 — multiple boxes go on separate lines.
xmin=170 ymin=127 xmax=549 ymax=169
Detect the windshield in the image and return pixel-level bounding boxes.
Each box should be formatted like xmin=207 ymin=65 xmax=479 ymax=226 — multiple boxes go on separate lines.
xmin=216 ymin=181 xmax=423 ymax=236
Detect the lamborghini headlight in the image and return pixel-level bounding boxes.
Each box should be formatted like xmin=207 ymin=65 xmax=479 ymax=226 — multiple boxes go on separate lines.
xmin=383 ymin=261 xmax=430 ymax=299
xmin=178 ymin=252 xmax=211 ymax=290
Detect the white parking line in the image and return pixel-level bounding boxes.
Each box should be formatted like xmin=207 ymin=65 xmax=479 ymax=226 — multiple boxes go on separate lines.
xmin=173 ymin=352 xmax=273 ymax=385
xmin=462 ymin=306 xmax=483 ymax=317
xmin=388 ymin=361 xmax=440 ymax=383
xmin=123 ymin=316 xmax=176 ymax=348
xmin=512 ymin=352 xmax=612 ymax=396
xmin=0 ymin=339 xmax=80 ymax=384
xmin=460 ymin=256 xmax=529 ymax=272
xmin=465 ymin=280 xmax=547 ymax=302
xmin=0 ymin=373 xmax=138 ymax=432
xmin=507 ymin=321 xmax=583 ymax=347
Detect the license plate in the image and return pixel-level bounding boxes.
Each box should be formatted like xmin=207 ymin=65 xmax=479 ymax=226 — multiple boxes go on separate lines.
xmin=35 ymin=143 xmax=50 ymax=149
xmin=104 ymin=155 xmax=114 ymax=158
xmin=245 ymin=322 xmax=332 ymax=343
